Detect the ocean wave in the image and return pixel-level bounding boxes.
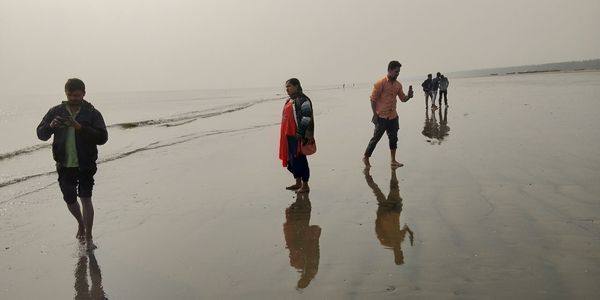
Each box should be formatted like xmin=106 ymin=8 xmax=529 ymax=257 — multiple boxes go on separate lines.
xmin=0 ymin=96 xmax=283 ymax=162
xmin=0 ymin=123 xmax=278 ymax=195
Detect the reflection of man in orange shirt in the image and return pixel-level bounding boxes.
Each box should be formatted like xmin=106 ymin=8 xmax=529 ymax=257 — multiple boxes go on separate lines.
xmin=363 ymin=61 xmax=414 ymax=168
xmin=364 ymin=167 xmax=414 ymax=265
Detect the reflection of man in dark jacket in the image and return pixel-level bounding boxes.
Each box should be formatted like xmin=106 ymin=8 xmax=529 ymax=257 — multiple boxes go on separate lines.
xmin=421 ymin=74 xmax=433 ymax=108
xmin=36 ymin=78 xmax=108 ymax=247
xmin=422 ymin=107 xmax=437 ymax=141
xmin=364 ymin=167 xmax=414 ymax=265
xmin=283 ymin=193 xmax=321 ymax=289
xmin=74 ymin=251 xmax=107 ymax=300
xmin=436 ymin=106 xmax=450 ymax=141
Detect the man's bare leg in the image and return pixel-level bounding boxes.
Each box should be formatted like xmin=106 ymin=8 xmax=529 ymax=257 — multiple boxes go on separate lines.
xmin=67 ymin=201 xmax=85 ymax=240
xmin=390 ymin=149 xmax=404 ymax=167
xmin=296 ymin=181 xmax=310 ymax=193
xmin=286 ymin=178 xmax=302 ymax=190
xmin=81 ymin=197 xmax=96 ymax=249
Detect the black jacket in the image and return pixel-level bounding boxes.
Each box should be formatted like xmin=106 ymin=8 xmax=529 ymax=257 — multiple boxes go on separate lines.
xmin=291 ymin=93 xmax=314 ymax=138
xmin=421 ymin=78 xmax=432 ymax=92
xmin=36 ymin=101 xmax=108 ymax=170
xmin=431 ymin=77 xmax=441 ymax=90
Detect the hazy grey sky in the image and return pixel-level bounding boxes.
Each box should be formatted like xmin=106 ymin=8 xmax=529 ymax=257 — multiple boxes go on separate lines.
xmin=1 ymin=0 xmax=599 ymax=93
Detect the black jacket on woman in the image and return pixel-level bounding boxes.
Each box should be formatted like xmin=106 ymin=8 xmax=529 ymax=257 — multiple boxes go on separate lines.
xmin=291 ymin=93 xmax=314 ymax=139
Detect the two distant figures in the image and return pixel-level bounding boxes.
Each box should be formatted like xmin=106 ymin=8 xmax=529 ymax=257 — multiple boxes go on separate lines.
xmin=421 ymin=72 xmax=449 ymax=109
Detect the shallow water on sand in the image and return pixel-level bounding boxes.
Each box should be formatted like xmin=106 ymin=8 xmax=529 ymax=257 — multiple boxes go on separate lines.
xmin=1 ymin=72 xmax=599 ymax=299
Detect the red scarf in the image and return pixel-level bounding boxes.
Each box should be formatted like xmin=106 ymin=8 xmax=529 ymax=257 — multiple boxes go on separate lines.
xmin=279 ymin=99 xmax=299 ymax=166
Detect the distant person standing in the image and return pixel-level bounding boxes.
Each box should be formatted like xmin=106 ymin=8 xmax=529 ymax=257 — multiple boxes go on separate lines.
xmin=363 ymin=61 xmax=413 ymax=168
xmin=439 ymin=75 xmax=450 ymax=106
xmin=431 ymin=72 xmax=441 ymax=108
xmin=279 ymin=78 xmax=315 ymax=193
xmin=421 ymin=74 xmax=433 ymax=108
xmin=36 ymin=78 xmax=108 ymax=248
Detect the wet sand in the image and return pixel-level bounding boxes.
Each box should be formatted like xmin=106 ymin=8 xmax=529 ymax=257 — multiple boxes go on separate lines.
xmin=1 ymin=72 xmax=600 ymax=299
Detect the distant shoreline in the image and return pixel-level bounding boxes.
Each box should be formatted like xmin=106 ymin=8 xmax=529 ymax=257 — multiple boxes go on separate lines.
xmin=446 ymin=58 xmax=600 ymax=79
xmin=486 ymin=68 xmax=600 ymax=78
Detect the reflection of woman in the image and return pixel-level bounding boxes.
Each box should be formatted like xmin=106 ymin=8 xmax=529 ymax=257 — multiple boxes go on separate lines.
xmin=283 ymin=193 xmax=321 ymax=289
xmin=279 ymin=78 xmax=314 ymax=193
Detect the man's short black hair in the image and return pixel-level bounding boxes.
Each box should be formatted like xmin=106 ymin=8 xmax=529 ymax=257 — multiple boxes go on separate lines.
xmin=388 ymin=61 xmax=402 ymax=71
xmin=65 ymin=78 xmax=85 ymax=93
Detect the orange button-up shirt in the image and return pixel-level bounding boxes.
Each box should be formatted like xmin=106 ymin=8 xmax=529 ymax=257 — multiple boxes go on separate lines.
xmin=370 ymin=76 xmax=409 ymax=119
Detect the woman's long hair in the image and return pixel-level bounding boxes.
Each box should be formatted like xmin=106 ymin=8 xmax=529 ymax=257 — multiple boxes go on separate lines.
xmin=286 ymin=78 xmax=303 ymax=94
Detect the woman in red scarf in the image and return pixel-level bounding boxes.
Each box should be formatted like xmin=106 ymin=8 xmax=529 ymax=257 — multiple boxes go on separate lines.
xmin=279 ymin=78 xmax=314 ymax=193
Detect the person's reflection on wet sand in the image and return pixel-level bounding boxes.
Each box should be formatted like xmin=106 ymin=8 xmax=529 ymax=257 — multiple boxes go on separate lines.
xmin=422 ymin=106 xmax=450 ymax=144
xmin=422 ymin=106 xmax=437 ymax=140
xmin=437 ymin=106 xmax=450 ymax=141
xmin=364 ymin=167 xmax=414 ymax=265
xmin=74 ymin=250 xmax=107 ymax=300
xmin=283 ymin=193 xmax=321 ymax=289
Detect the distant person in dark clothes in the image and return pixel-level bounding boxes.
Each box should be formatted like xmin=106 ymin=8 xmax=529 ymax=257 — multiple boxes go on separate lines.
xmin=421 ymin=74 xmax=433 ymax=108
xmin=279 ymin=78 xmax=315 ymax=194
xmin=439 ymin=75 xmax=450 ymax=106
xmin=431 ymin=72 xmax=441 ymax=108
xmin=363 ymin=60 xmax=414 ymax=168
xmin=36 ymin=78 xmax=108 ymax=248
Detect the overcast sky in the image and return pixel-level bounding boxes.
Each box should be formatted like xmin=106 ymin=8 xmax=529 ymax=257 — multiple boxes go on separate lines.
xmin=1 ymin=0 xmax=599 ymax=93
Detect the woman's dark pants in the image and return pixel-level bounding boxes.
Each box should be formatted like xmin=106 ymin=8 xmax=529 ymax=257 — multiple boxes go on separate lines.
xmin=287 ymin=136 xmax=310 ymax=182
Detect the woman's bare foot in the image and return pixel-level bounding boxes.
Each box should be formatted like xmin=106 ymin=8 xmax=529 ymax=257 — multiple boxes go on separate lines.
xmin=296 ymin=182 xmax=310 ymax=193
xmin=391 ymin=160 xmax=404 ymax=167
xmin=76 ymin=226 xmax=85 ymax=240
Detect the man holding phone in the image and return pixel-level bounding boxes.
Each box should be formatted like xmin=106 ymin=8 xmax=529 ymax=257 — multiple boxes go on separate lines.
xmin=363 ymin=61 xmax=413 ymax=168
xmin=37 ymin=78 xmax=108 ymax=248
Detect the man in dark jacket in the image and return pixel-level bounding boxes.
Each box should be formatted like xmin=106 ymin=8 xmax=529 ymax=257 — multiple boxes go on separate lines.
xmin=36 ymin=78 xmax=108 ymax=247
xmin=439 ymin=75 xmax=450 ymax=106
xmin=421 ymin=74 xmax=433 ymax=108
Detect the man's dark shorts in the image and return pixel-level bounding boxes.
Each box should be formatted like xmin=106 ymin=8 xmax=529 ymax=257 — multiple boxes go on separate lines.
xmin=57 ymin=167 xmax=96 ymax=204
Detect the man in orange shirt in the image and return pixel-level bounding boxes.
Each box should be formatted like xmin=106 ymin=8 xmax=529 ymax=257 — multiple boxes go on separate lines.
xmin=363 ymin=61 xmax=413 ymax=168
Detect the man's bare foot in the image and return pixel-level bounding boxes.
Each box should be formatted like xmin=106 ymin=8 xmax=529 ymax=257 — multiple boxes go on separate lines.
xmin=286 ymin=184 xmax=301 ymax=190
xmin=76 ymin=226 xmax=85 ymax=240
xmin=391 ymin=160 xmax=404 ymax=167
xmin=363 ymin=157 xmax=371 ymax=167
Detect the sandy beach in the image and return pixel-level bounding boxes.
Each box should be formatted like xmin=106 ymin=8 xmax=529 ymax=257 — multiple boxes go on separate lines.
xmin=1 ymin=71 xmax=600 ymax=299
